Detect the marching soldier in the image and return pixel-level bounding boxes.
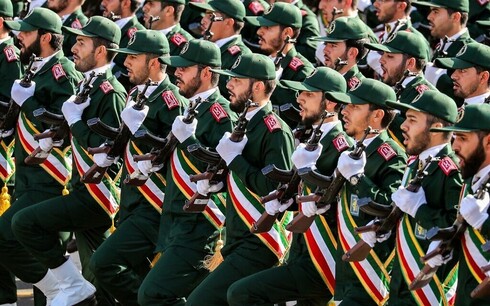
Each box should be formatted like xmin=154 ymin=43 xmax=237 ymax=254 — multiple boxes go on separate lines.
xmin=89 ymin=30 xmax=187 ymax=306
xmin=11 ymin=16 xmax=126 ymax=306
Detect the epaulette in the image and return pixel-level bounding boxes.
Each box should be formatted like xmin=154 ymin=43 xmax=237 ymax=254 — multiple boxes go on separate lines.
xmin=248 ymin=2 xmax=265 ymax=15
xmin=170 ymin=33 xmax=187 ymax=47
xmin=51 ymin=64 xmax=67 ymax=82
xmin=210 ymin=103 xmax=228 ymax=122
xmin=348 ymin=77 xmax=361 ymax=90
xmin=3 ymin=45 xmax=17 ymax=63
xmin=332 ymin=134 xmax=349 ymax=152
xmin=127 ymin=27 xmax=137 ymax=39
xmin=407 ymin=155 xmax=418 ymax=166
xmin=100 ymin=81 xmax=114 ymax=94
xmin=228 ymin=45 xmax=241 ymax=56
xmin=263 ymin=114 xmax=281 ymax=132
xmin=71 ymin=18 xmax=82 ymax=29
xmin=288 ymin=57 xmax=304 ymax=71
xmin=438 ymin=157 xmax=458 ymax=176
xmin=416 ymin=84 xmax=430 ymax=94
xmin=162 ymin=90 xmax=179 ymax=110
xmin=377 ymin=143 xmax=397 ymax=161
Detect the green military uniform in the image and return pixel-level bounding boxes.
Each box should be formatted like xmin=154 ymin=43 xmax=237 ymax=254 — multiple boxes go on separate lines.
xmin=61 ymin=8 xmax=88 ymax=58
xmin=294 ymin=0 xmax=320 ymax=63
xmin=137 ymin=40 xmax=235 ymax=306
xmin=180 ymin=0 xmax=205 ymax=38
xmin=0 ymin=37 xmax=22 ymax=102
xmin=468 ymin=0 xmax=490 ymax=41
xmin=89 ymin=30 xmax=187 ymax=306
xmin=343 ymin=65 xmax=365 ymax=90
xmin=166 ymin=23 xmax=193 ymax=56
xmin=241 ymin=0 xmax=270 ymax=53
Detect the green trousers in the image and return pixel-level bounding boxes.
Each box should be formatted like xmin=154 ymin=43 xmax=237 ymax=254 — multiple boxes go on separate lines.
xmin=0 ymin=266 xmax=15 ymax=304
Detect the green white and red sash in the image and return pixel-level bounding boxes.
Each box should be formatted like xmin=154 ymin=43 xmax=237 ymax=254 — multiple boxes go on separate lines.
xmin=227 ymin=171 xmax=292 ymax=261
xmin=124 ymin=142 xmax=165 ymax=213
xmin=17 ymin=112 xmax=71 ymax=185
xmin=0 ymin=139 xmax=14 ymax=183
xmin=71 ymin=137 xmax=120 ymax=217
xmin=170 ymin=148 xmax=225 ymax=229
xmin=337 ymin=186 xmax=391 ymax=305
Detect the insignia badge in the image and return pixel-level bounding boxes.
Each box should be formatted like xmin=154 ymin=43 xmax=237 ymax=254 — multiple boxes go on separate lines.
xmin=180 ymin=42 xmax=190 ymax=55
xmin=51 ymin=64 xmax=66 ymax=81
xmin=248 ymin=2 xmax=265 ymax=15
xmin=306 ymin=69 xmax=317 ymax=80
xmin=128 ymin=33 xmax=137 ymax=46
xmin=288 ymin=57 xmax=304 ymax=71
xmin=333 ymin=134 xmax=349 ymax=152
xmin=438 ymin=157 xmax=458 ymax=176
xmin=264 ymin=114 xmax=281 ymax=132
xmin=231 ymin=56 xmax=241 ymax=69
xmin=264 ymin=3 xmax=274 ymax=15
xmin=327 ymin=21 xmax=336 ymax=35
xmin=478 ymin=0 xmax=490 ymax=5
xmin=3 ymin=46 xmax=17 ymax=62
xmin=377 ymin=143 xmax=396 ymax=161
xmin=127 ymin=27 xmax=137 ymax=39
xmin=348 ymin=77 xmax=361 ymax=91
xmin=416 ymin=84 xmax=430 ymax=94
xmin=170 ymin=33 xmax=186 ymax=47
xmin=228 ymin=45 xmax=241 ymax=56
xmin=414 ymin=223 xmax=427 ymax=240
xmin=210 ymin=103 xmax=228 ymax=122
xmin=71 ymin=19 xmax=82 ymax=29
xmin=456 ymin=106 xmax=465 ymax=123
xmin=99 ymin=81 xmax=114 ymax=94
xmin=385 ymin=30 xmax=398 ymax=43
xmin=162 ymin=91 xmax=179 ymax=110
xmin=456 ymin=44 xmax=467 ymax=57
xmin=350 ymin=194 xmax=359 ymax=217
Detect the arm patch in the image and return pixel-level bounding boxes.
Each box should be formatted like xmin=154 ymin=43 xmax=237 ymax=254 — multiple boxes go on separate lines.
xmin=100 ymin=81 xmax=114 ymax=94
xmin=332 ymin=134 xmax=349 ymax=152
xmin=210 ymin=103 xmax=228 ymax=122
xmin=162 ymin=91 xmax=179 ymax=110
xmin=288 ymin=57 xmax=304 ymax=71
xmin=3 ymin=46 xmax=17 ymax=63
xmin=170 ymin=33 xmax=187 ymax=47
xmin=248 ymin=2 xmax=265 ymax=15
xmin=377 ymin=143 xmax=397 ymax=161
xmin=263 ymin=114 xmax=281 ymax=132
xmin=228 ymin=45 xmax=241 ymax=55
xmin=71 ymin=19 xmax=82 ymax=29
xmin=438 ymin=157 xmax=458 ymax=176
xmin=416 ymin=84 xmax=430 ymax=94
xmin=51 ymin=64 xmax=67 ymax=81
xmin=127 ymin=27 xmax=138 ymax=39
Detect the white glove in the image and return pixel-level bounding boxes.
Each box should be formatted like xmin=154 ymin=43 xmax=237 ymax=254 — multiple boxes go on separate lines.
xmin=392 ymin=185 xmax=427 ymax=218
xmin=11 ymin=79 xmax=36 ymax=106
xmin=172 ymin=115 xmax=197 ymax=143
xmin=264 ymin=192 xmax=294 ymax=215
xmin=196 ymin=179 xmax=224 ymax=196
xmin=61 ymin=95 xmax=91 ymax=126
xmin=38 ymin=131 xmax=63 ymax=152
xmin=460 ymin=193 xmax=490 ymax=229
xmin=121 ymin=100 xmax=149 ymax=134
xmin=301 ymin=201 xmax=330 ymax=217
xmin=425 ymin=240 xmax=453 ymax=268
xmin=360 ymin=220 xmax=391 ymax=248
xmin=337 ymin=150 xmax=366 ymax=179
xmin=93 ymin=152 xmax=117 ymax=167
xmin=215 ymin=132 xmax=248 ymax=166
xmin=137 ymin=159 xmax=162 ymax=177
xmin=0 ymin=129 xmax=14 ymax=139
xmin=424 ymin=62 xmax=446 ymax=87
xmin=291 ymin=143 xmax=322 ymax=169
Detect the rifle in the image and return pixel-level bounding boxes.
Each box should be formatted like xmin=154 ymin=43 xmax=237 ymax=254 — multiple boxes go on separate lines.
xmin=148 ymin=15 xmax=160 ymax=30
xmin=342 ymin=156 xmax=439 ymax=262
xmin=124 ymin=97 xmax=204 ymax=186
xmin=286 ymin=127 xmax=376 ymax=233
xmin=471 ymin=263 xmax=490 ymax=298
xmin=19 ymin=0 xmax=31 ymax=19
xmin=82 ymin=79 xmax=157 ymax=184
xmin=183 ymin=99 xmax=258 ymax=212
xmin=251 ymin=111 xmax=333 ymax=233
xmin=332 ymin=7 xmax=343 ymax=20
xmin=333 ymin=58 xmax=348 ymax=72
xmin=25 ymin=72 xmax=99 ymax=165
xmin=203 ymin=13 xmax=224 ymax=40
xmin=109 ymin=11 xmax=121 ymax=21
xmin=432 ymin=36 xmax=455 ymax=60
xmin=0 ymin=54 xmax=42 ymax=133
xmin=393 ymin=70 xmax=418 ymax=98
xmin=274 ymin=36 xmax=297 ymax=71
xmin=410 ymin=173 xmax=490 ymax=291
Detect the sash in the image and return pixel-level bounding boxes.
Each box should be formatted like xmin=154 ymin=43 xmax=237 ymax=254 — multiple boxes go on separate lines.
xmin=71 ymin=137 xmax=120 ymax=217
xmin=170 ymin=149 xmax=225 ymax=229
xmin=124 ymin=142 xmax=165 ymax=213
xmin=17 ymin=112 xmax=71 ymax=185
xmin=228 ymin=171 xmax=292 ymax=261
xmin=337 ymin=186 xmax=391 ymax=305
xmin=0 ymin=139 xmax=14 ymax=183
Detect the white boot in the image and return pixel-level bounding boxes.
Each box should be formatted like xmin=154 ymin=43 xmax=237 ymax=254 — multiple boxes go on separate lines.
xmin=50 ymin=257 xmax=96 ymax=306
xmin=34 ymin=270 xmax=60 ymax=305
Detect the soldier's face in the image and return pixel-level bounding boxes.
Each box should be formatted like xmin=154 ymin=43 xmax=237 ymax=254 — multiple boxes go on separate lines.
xmin=257 ymin=25 xmax=283 ymax=55
xmin=297 ymin=91 xmax=325 ymax=126
xmin=453 ymin=131 xmax=487 ymax=179
xmin=47 ymin=0 xmax=69 ymax=13
xmin=451 ymin=67 xmax=484 ymax=99
xmin=124 ymin=54 xmax=151 ymax=85
xmin=200 ymin=11 xmax=226 ymax=42
xmin=142 ymin=1 xmax=163 ymax=29
xmin=174 ymin=65 xmax=202 ymax=98
xmin=226 ymin=77 xmax=253 ymax=113
xmin=323 ymin=42 xmax=348 ymax=70
xmin=71 ymin=36 xmax=97 ymax=73
xmin=341 ymin=103 xmax=373 ymax=139
xmin=18 ymin=30 xmax=42 ymax=65
xmin=101 ymin=0 xmax=123 ymax=18
xmin=318 ymin=0 xmax=343 ymax=23
xmin=400 ymin=109 xmax=432 ymax=155
xmin=427 ymin=7 xmax=454 ymax=39
xmin=379 ymin=52 xmax=407 ymax=86
xmin=373 ymin=0 xmax=398 ymax=24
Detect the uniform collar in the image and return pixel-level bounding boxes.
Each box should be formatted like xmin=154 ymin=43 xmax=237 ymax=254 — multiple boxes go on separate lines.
xmin=189 ymin=87 xmax=218 ymax=102
xmin=159 ymin=24 xmax=177 ymax=36
xmin=115 ymin=16 xmax=133 ymax=29
xmin=472 ymin=164 xmax=490 ymax=193
xmin=314 ymin=120 xmax=341 ymax=140
xmin=32 ymin=51 xmax=60 ymax=74
xmin=245 ymin=103 xmax=267 ymax=121
xmin=441 ymin=28 xmax=468 ymax=51
xmin=83 ymin=64 xmax=111 ymax=81
xmin=418 ymin=143 xmax=446 ymax=167
xmin=464 ymin=92 xmax=490 ymax=106
xmin=137 ymin=78 xmax=164 ymax=98
xmin=216 ymin=35 xmax=240 ymax=48
xmin=0 ymin=36 xmax=10 ymax=45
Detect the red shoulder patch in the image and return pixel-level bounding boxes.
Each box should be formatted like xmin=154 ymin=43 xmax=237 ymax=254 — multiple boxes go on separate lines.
xmin=228 ymin=45 xmax=241 ymax=56
xmin=416 ymin=84 xmax=430 ymax=94
xmin=407 ymin=155 xmax=418 ymax=166
xmin=300 ymin=9 xmax=307 ymax=17
xmin=248 ymin=2 xmax=265 ymax=15
xmin=478 ymin=0 xmax=489 ymax=5
xmin=332 ymin=134 xmax=349 ymax=152
xmin=71 ymin=19 xmax=82 ymax=29
xmin=348 ymin=77 xmax=361 ymax=90
xmin=127 ymin=27 xmax=137 ymax=39
xmin=99 ymin=81 xmax=114 ymax=94
xmin=263 ymin=114 xmax=281 ymax=132
xmin=288 ymin=57 xmax=304 ymax=71
xmin=438 ymin=157 xmax=458 ymax=176
xmin=210 ymin=103 xmax=228 ymax=122
xmin=162 ymin=90 xmax=179 ymax=110
xmin=170 ymin=33 xmax=187 ymax=47
xmin=51 ymin=64 xmax=66 ymax=81
xmin=3 ymin=45 xmax=17 ymax=63
xmin=377 ymin=143 xmax=397 ymax=161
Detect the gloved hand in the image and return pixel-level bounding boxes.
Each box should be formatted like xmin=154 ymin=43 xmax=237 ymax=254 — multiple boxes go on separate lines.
xmin=359 ymin=220 xmax=391 ymax=248
xmin=291 ymin=143 xmax=322 ymax=169
xmin=264 ymin=192 xmax=294 ymax=215
xmin=425 ymin=240 xmax=453 ymax=268
xmin=172 ymin=115 xmax=197 ymax=143
xmin=61 ymin=95 xmax=91 ymax=126
xmin=0 ymin=129 xmax=14 ymax=139
xmin=93 ymin=152 xmax=117 ymax=168
xmin=216 ymin=132 xmax=248 ymax=166
xmin=11 ymin=79 xmax=36 ymax=106
xmin=196 ymin=179 xmax=224 ymax=196
xmin=301 ymin=201 xmax=330 ymax=217
xmin=137 ymin=159 xmax=162 ymax=177
xmin=392 ymin=185 xmax=426 ymax=218
xmin=121 ymin=100 xmax=149 ymax=134
xmin=38 ymin=131 xmax=63 ymax=152
xmin=337 ymin=150 xmax=366 ymax=179
xmin=460 ymin=192 xmax=490 ymax=229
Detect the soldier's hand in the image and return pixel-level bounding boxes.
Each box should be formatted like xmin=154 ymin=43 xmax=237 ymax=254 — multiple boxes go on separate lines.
xmin=216 ymin=132 xmax=248 ymax=166
xmin=337 ymin=150 xmax=366 ymax=179
xmin=137 ymin=159 xmax=162 ymax=177
xmin=460 ymin=193 xmax=490 ymax=229
xmin=291 ymin=143 xmax=322 ymax=170
xmin=11 ymin=79 xmax=36 ymax=106
xmin=62 ymin=95 xmax=91 ymax=126
xmin=392 ymin=185 xmax=426 ymax=218
xmin=172 ymin=115 xmax=197 ymax=143
xmin=360 ymin=220 xmax=391 ymax=248
xmin=301 ymin=201 xmax=330 ymax=217
xmin=425 ymin=240 xmax=453 ymax=268
xmin=196 ymin=179 xmax=224 ymax=196
xmin=265 ymin=193 xmax=293 ymax=215
xmin=93 ymin=152 xmax=117 ymax=168
xmin=38 ymin=131 xmax=63 ymax=152
xmin=121 ymin=101 xmax=149 ymax=134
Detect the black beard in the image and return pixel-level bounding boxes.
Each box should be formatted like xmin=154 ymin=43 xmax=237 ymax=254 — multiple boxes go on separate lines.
xmin=48 ymin=0 xmax=69 ymax=13
xmin=178 ymin=73 xmax=201 ymax=99
xmin=230 ymin=85 xmax=253 ymax=113
xmin=20 ymin=36 xmax=42 ymax=65
xmin=461 ymin=143 xmax=486 ymax=179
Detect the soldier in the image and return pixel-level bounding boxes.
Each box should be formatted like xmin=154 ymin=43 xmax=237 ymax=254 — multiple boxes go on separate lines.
xmin=366 ymin=30 xmax=435 ymax=146
xmin=136 ymin=39 xmax=235 ymax=305
xmin=185 ymin=53 xmax=294 ymax=305
xmin=227 ymin=67 xmax=353 ymax=305
xmin=434 ymin=104 xmax=490 ymax=306
xmin=326 ymin=79 xmax=406 ymax=305
xmin=47 ymin=0 xmax=88 ymax=58
xmin=376 ymin=91 xmax=462 ymax=305
xmin=189 ymin=0 xmax=251 ymax=100
xmin=11 ymin=16 xmax=126 ymax=306
xmin=434 ymin=42 xmax=490 ymax=105
xmin=89 ymin=30 xmax=187 ymax=306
